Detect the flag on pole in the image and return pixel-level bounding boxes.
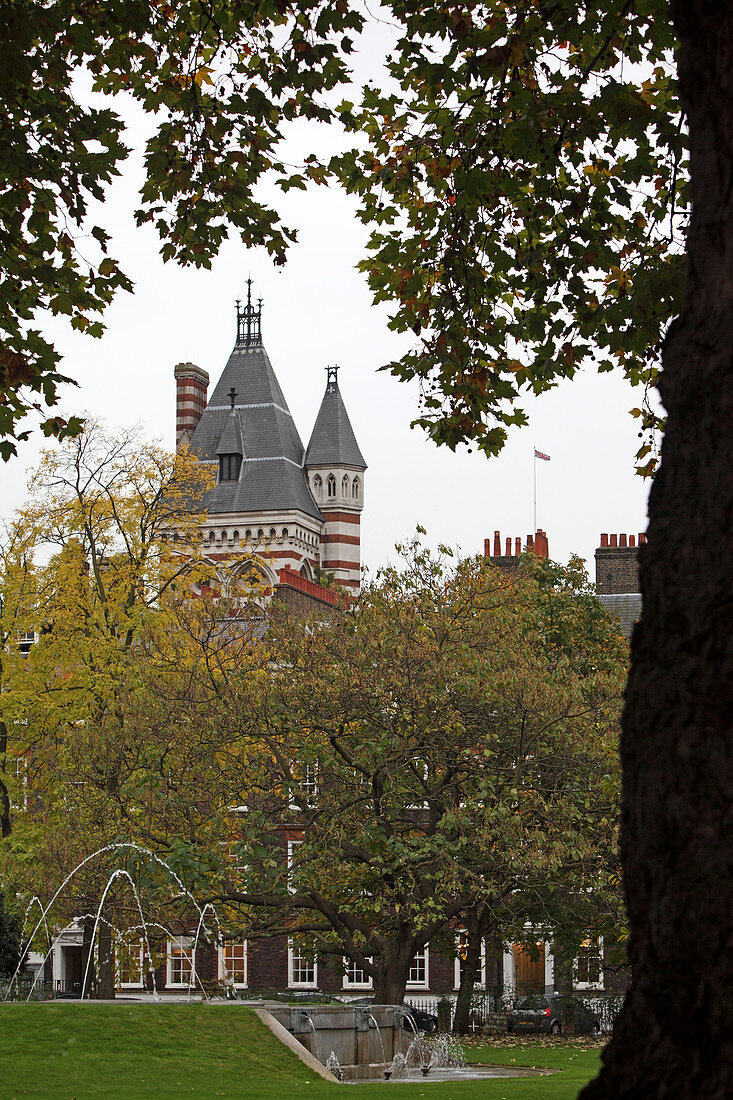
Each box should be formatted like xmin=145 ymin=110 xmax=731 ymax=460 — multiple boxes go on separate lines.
xmin=534 ymin=449 xmax=551 ymax=461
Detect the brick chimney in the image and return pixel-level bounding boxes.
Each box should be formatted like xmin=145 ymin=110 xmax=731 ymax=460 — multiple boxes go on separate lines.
xmin=484 ymin=528 xmax=550 ymax=572
xmin=595 ymin=532 xmax=645 ymax=594
xmin=174 ymin=362 xmax=209 ymax=450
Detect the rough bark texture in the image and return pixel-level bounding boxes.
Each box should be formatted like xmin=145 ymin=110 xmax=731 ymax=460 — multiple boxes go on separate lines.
xmin=371 ymin=941 xmax=417 ymax=1005
xmin=453 ymin=917 xmax=483 ymax=1034
xmin=96 ymin=919 xmax=115 ymax=1000
xmin=582 ymin=2 xmax=733 ymax=1096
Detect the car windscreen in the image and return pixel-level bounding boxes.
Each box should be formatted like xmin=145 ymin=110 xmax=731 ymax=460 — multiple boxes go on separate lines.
xmin=514 ymin=995 xmax=549 ymax=1010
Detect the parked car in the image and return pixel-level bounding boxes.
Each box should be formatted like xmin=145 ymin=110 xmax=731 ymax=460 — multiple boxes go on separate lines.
xmin=507 ymin=994 xmax=601 ymax=1036
xmin=403 ymin=1001 xmax=439 ymax=1034
xmin=349 ymin=997 xmax=438 ymax=1033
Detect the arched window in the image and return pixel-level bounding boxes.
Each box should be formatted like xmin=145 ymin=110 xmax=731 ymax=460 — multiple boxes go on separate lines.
xmin=282 ymin=527 xmax=289 ymax=540
xmin=327 ymin=474 xmax=336 ymax=498
xmin=312 ymin=474 xmax=322 ymax=498
xmin=352 ymin=477 xmax=360 ymax=499
xmin=342 ymin=474 xmax=349 ymax=497
xmin=270 ymin=528 xmax=276 ymax=540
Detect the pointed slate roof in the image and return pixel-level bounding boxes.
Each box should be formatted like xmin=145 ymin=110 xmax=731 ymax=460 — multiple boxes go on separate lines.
xmin=305 ymin=367 xmax=367 ymax=469
xmin=190 ymin=316 xmax=323 ymax=520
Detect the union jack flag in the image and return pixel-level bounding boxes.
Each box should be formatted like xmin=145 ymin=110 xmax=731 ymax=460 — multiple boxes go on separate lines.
xmin=534 ymin=449 xmax=551 ymax=461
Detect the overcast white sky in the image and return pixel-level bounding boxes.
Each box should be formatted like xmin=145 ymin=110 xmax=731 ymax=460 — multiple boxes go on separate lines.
xmin=2 ymin=21 xmax=651 ymax=579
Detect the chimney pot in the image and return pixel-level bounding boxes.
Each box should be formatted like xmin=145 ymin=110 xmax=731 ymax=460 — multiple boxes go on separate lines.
xmin=629 ymin=535 xmax=636 ymax=547
xmin=493 ymin=531 xmax=501 ymax=556
xmin=527 ymin=534 xmax=534 ymax=551
xmin=484 ymin=538 xmax=491 ymax=559
xmin=639 ymin=532 xmax=647 ymax=545
xmin=506 ymin=537 xmax=511 ymax=555
xmin=174 ymin=361 xmax=210 ymax=450
xmin=610 ymin=534 xmax=618 ymax=547
xmin=515 ymin=537 xmax=521 ymax=555
xmin=600 ymin=533 xmax=609 ymax=547
xmin=620 ymin=533 xmax=627 ymax=547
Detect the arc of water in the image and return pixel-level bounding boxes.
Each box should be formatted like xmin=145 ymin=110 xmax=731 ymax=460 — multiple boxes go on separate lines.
xmin=24 ymin=919 xmax=84 ymax=1002
xmin=4 ymin=841 xmax=206 ymax=1002
xmin=80 ymin=869 xmax=160 ymax=1002
xmin=187 ymin=902 xmax=221 ymax=1002
xmin=368 ymin=1012 xmax=387 ymax=1065
xmin=20 ymin=896 xmax=53 ymax=951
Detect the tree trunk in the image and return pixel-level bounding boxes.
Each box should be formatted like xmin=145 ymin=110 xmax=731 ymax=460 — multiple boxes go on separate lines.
xmin=582 ymin=3 xmax=733 ymax=1096
xmin=97 ymin=919 xmax=115 ymax=1000
xmin=453 ymin=919 xmax=482 ymax=1035
xmin=372 ymin=943 xmax=416 ymax=1005
xmin=80 ymin=916 xmax=97 ymax=999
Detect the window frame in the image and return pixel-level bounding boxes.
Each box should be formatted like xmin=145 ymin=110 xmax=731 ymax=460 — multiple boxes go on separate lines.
xmin=218 ymin=940 xmax=248 ymax=988
xmin=453 ymin=932 xmax=487 ymax=991
xmin=342 ymin=956 xmax=374 ymax=991
xmin=166 ymin=936 xmax=195 ymax=989
xmin=288 ymin=939 xmax=318 ymax=990
xmin=406 ymin=946 xmax=429 ymax=990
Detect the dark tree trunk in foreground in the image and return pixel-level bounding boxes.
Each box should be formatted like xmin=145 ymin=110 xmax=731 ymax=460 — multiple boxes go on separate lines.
xmin=97 ymin=920 xmax=115 ymax=1000
xmin=372 ymin=939 xmax=419 ymax=1006
xmin=453 ymin=916 xmax=483 ymax=1035
xmin=582 ymin=3 xmax=733 ymax=1096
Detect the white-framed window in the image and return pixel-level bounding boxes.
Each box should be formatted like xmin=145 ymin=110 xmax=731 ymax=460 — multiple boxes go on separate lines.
xmin=219 ymin=940 xmax=247 ymax=987
xmin=287 ymin=839 xmax=302 ymax=894
xmin=343 ymin=957 xmax=373 ymax=990
xmin=288 ymin=940 xmax=317 ymax=989
xmin=454 ymin=932 xmax=486 ymax=990
xmin=407 ymin=946 xmax=429 ymax=989
xmin=8 ymin=756 xmax=28 ymax=811
xmin=289 ymin=763 xmax=318 ymax=810
xmin=117 ymin=939 xmax=144 ymax=989
xmin=17 ymin=630 xmax=35 ymax=655
xmin=574 ymin=937 xmax=603 ymax=990
xmin=167 ymin=937 xmax=195 ymax=988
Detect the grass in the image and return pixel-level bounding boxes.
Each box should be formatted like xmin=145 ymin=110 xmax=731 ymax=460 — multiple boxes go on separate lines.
xmin=0 ymin=1005 xmax=602 ymax=1099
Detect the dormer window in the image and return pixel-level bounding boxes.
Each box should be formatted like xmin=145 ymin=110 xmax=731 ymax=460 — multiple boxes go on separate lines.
xmin=327 ymin=474 xmax=336 ymax=498
xmin=219 ymin=454 xmax=242 ymax=482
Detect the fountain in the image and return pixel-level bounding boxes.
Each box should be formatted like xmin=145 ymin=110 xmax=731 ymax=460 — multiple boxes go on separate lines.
xmin=4 ymin=842 xmax=223 ymax=1004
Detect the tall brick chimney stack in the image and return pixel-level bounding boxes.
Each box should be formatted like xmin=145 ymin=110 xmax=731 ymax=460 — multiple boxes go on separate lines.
xmin=484 ymin=528 xmax=550 ymax=572
xmin=174 ymin=362 xmax=209 ymax=450
xmin=595 ymin=532 xmax=645 ymax=594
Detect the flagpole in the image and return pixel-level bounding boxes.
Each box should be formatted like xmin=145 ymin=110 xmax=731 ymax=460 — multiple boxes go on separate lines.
xmin=533 ymin=447 xmax=537 ymax=533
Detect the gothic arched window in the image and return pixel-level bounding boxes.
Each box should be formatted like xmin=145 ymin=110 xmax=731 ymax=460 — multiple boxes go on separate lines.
xmin=327 ymin=474 xmax=336 ymax=498
xmin=342 ymin=474 xmax=349 ymax=497
xmin=352 ymin=477 xmax=360 ymax=499
xmin=312 ymin=474 xmax=322 ymax=498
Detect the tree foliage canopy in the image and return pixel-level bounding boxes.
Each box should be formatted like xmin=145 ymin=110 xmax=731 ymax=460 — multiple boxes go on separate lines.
xmin=161 ymin=541 xmax=626 ymax=1004
xmin=2 ymin=1 xmax=685 ymax=470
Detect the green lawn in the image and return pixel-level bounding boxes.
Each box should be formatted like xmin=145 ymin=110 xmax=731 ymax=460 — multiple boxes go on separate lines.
xmin=0 ymin=1005 xmax=602 ymax=1099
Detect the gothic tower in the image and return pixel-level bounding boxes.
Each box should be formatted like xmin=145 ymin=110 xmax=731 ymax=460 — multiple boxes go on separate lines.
xmin=305 ymin=366 xmax=367 ymax=592
xmin=173 ymin=286 xmax=366 ymax=594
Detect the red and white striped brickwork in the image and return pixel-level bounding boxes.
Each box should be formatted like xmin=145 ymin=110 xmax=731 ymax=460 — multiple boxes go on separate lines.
xmin=320 ymin=510 xmax=361 ymax=591
xmin=174 ymin=362 xmax=210 ymax=449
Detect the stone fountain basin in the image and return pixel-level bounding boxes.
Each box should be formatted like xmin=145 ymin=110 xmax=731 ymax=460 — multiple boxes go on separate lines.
xmin=349 ymin=1065 xmax=559 ymax=1083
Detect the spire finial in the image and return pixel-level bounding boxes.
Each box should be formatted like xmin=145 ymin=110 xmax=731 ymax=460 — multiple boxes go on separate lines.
xmin=326 ymin=365 xmax=339 ymax=392
xmin=228 ymin=386 xmax=237 ymax=409
xmin=236 ymin=277 xmax=263 ymax=348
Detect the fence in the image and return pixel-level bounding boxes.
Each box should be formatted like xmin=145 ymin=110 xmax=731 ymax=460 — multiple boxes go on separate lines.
xmin=405 ymin=990 xmax=625 ymax=1034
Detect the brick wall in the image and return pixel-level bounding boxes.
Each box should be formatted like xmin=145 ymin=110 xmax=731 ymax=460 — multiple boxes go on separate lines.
xmin=595 ymin=533 xmax=644 ymax=594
